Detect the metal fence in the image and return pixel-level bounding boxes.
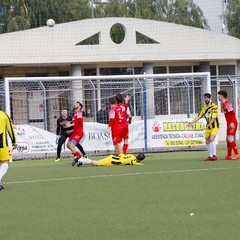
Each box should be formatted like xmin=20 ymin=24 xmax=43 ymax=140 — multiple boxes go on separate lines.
xmin=3 ymin=73 xmax=210 ymax=133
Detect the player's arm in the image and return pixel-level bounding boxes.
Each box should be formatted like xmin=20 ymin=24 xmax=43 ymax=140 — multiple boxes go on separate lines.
xmin=56 ymin=119 xmax=61 ymax=135
xmin=5 ymin=114 xmax=17 ymax=146
xmin=188 ymin=107 xmax=204 ymax=126
xmin=107 ymin=109 xmax=115 ymax=130
xmin=126 ymin=107 xmax=132 ymax=124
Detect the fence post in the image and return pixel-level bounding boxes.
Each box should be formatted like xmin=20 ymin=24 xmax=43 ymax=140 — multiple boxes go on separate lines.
xmin=39 ymin=81 xmax=48 ymax=131
xmin=143 ymin=77 xmax=148 ymax=152
xmin=227 ymin=75 xmax=236 ymax=110
xmin=183 ymin=77 xmax=191 ymax=118
xmin=89 ymin=79 xmax=97 ymax=122
xmin=4 ymin=78 xmax=11 ymax=115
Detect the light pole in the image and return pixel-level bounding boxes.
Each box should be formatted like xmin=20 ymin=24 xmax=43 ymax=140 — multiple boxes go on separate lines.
xmin=90 ymin=0 xmax=95 ymax=18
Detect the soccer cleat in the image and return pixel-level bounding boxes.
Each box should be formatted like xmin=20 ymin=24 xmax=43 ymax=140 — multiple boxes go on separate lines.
xmin=204 ymin=156 xmax=215 ymax=161
xmin=232 ymin=155 xmax=240 ymax=160
xmin=222 ymin=155 xmax=234 ymax=160
xmin=54 ymin=158 xmax=60 ymax=162
xmin=72 ymin=156 xmax=79 ymax=166
xmin=0 ymin=183 xmax=4 ymax=191
xmin=83 ymin=155 xmax=88 ymax=159
xmin=77 ymin=161 xmax=83 ymax=167
xmin=212 ymin=155 xmax=218 ymax=160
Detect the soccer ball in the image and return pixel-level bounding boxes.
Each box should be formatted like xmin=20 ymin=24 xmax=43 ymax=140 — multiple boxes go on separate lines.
xmin=46 ymin=19 xmax=55 ymax=27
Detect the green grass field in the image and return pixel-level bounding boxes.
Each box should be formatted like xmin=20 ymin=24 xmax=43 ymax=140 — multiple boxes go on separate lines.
xmin=1 ymin=150 xmax=240 ymax=240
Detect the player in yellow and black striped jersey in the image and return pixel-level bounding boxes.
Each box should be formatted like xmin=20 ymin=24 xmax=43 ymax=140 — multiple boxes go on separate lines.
xmin=74 ymin=153 xmax=145 ymax=167
xmin=188 ymin=93 xmax=219 ymax=161
xmin=0 ymin=111 xmax=17 ymax=190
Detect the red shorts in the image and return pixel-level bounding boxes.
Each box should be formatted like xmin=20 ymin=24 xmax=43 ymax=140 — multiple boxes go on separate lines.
xmin=227 ymin=122 xmax=238 ymax=136
xmin=111 ymin=125 xmax=129 ymax=145
xmin=69 ymin=131 xmax=84 ymax=144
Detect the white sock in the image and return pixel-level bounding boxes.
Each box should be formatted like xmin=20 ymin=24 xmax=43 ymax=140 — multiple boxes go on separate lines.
xmin=210 ymin=141 xmax=217 ymax=156
xmin=0 ymin=162 xmax=9 ymax=183
xmin=78 ymin=158 xmax=91 ymax=165
xmin=206 ymin=143 xmax=213 ymax=157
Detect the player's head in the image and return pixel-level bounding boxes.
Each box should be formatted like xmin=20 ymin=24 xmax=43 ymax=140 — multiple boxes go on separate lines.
xmin=203 ymin=93 xmax=211 ymax=105
xmin=109 ymin=97 xmax=116 ymax=106
xmin=74 ymin=101 xmax=83 ymax=110
xmin=136 ymin=153 xmax=145 ymax=162
xmin=116 ymin=93 xmax=123 ymax=104
xmin=61 ymin=109 xmax=68 ymax=117
xmin=218 ymin=90 xmax=227 ymax=101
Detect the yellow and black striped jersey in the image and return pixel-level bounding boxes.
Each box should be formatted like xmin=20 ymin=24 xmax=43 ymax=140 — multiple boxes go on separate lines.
xmin=198 ymin=102 xmax=219 ymax=129
xmin=98 ymin=154 xmax=140 ymax=166
xmin=0 ymin=111 xmax=16 ymax=148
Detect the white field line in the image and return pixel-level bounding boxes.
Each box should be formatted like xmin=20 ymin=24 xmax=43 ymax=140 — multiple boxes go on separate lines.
xmin=4 ymin=166 xmax=240 ymax=185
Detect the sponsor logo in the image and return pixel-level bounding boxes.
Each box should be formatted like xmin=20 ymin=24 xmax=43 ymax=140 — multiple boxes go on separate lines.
xmin=152 ymin=121 xmax=161 ymax=132
xmin=163 ymin=122 xmax=205 ymax=132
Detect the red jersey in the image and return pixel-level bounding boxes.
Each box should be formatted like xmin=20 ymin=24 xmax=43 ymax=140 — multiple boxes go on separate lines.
xmin=118 ymin=103 xmax=131 ymax=126
xmin=109 ymin=105 xmax=122 ymax=128
xmin=222 ymin=100 xmax=237 ymax=125
xmin=72 ymin=109 xmax=83 ymax=132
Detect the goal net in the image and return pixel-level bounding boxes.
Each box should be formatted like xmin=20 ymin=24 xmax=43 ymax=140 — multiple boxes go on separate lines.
xmin=3 ymin=73 xmax=211 ymax=159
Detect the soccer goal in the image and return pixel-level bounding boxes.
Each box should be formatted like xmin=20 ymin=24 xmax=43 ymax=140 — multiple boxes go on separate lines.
xmin=3 ymin=72 xmax=211 ymax=159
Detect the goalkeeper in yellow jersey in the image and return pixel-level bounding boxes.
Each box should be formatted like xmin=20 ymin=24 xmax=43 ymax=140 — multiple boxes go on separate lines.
xmin=74 ymin=153 xmax=145 ymax=167
xmin=0 ymin=110 xmax=17 ymax=190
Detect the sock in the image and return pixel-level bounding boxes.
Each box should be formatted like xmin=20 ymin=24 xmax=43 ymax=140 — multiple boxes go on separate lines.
xmin=123 ymin=144 xmax=128 ymax=154
xmin=79 ymin=158 xmax=91 ymax=165
xmin=210 ymin=141 xmax=217 ymax=156
xmin=74 ymin=152 xmax=81 ymax=158
xmin=206 ymin=143 xmax=212 ymax=157
xmin=0 ymin=162 xmax=9 ymax=183
xmin=229 ymin=141 xmax=239 ymax=155
xmin=76 ymin=144 xmax=86 ymax=156
xmin=227 ymin=141 xmax=232 ymax=156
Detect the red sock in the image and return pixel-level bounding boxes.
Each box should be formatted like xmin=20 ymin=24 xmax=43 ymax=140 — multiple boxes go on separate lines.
xmin=123 ymin=144 xmax=128 ymax=154
xmin=229 ymin=141 xmax=239 ymax=155
xmin=227 ymin=141 xmax=232 ymax=156
xmin=74 ymin=152 xmax=81 ymax=158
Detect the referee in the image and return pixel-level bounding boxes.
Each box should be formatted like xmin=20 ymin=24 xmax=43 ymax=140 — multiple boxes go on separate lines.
xmin=55 ymin=109 xmax=86 ymax=162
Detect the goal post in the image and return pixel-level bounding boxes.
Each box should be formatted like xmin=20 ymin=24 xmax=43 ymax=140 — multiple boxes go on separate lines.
xmin=3 ymin=72 xmax=211 ymax=158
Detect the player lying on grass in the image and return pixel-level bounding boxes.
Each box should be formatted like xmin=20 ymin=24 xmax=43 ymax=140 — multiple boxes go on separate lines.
xmin=72 ymin=153 xmax=145 ymax=167
xmin=218 ymin=90 xmax=240 ymax=160
xmin=188 ymin=93 xmax=219 ymax=161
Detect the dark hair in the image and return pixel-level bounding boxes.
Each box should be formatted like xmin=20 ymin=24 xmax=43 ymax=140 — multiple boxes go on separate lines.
xmin=136 ymin=153 xmax=145 ymax=162
xmin=77 ymin=101 xmax=83 ymax=110
xmin=218 ymin=90 xmax=227 ymax=98
xmin=116 ymin=93 xmax=123 ymax=104
xmin=204 ymin=93 xmax=211 ymax=98
xmin=109 ymin=97 xmax=116 ymax=105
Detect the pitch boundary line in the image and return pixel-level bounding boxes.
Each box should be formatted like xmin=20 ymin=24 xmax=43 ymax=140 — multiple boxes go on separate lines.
xmin=5 ymin=166 xmax=240 ymax=185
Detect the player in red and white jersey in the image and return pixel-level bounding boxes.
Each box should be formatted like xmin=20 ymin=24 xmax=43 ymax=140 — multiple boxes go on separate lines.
xmin=107 ymin=97 xmax=123 ymax=155
xmin=65 ymin=101 xmax=85 ymax=165
xmin=116 ymin=94 xmax=132 ymax=154
xmin=218 ymin=90 xmax=240 ymax=160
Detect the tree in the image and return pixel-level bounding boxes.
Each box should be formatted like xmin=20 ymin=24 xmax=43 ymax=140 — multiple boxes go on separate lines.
xmin=224 ymin=0 xmax=240 ymax=39
xmin=0 ymin=0 xmax=31 ymax=33
xmin=0 ymin=0 xmax=91 ymax=33
xmin=96 ymin=0 xmax=208 ymax=29
xmin=165 ymin=0 xmax=208 ymax=29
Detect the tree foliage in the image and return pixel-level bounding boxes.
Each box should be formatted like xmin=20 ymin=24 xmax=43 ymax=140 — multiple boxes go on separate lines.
xmin=224 ymin=0 xmax=240 ymax=39
xmin=0 ymin=0 xmax=208 ymax=34
xmin=0 ymin=0 xmax=91 ymax=33
xmin=95 ymin=0 xmax=208 ymax=29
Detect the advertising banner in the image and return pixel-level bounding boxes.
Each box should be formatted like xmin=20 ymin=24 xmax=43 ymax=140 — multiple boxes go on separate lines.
xmin=12 ymin=119 xmax=205 ymax=156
